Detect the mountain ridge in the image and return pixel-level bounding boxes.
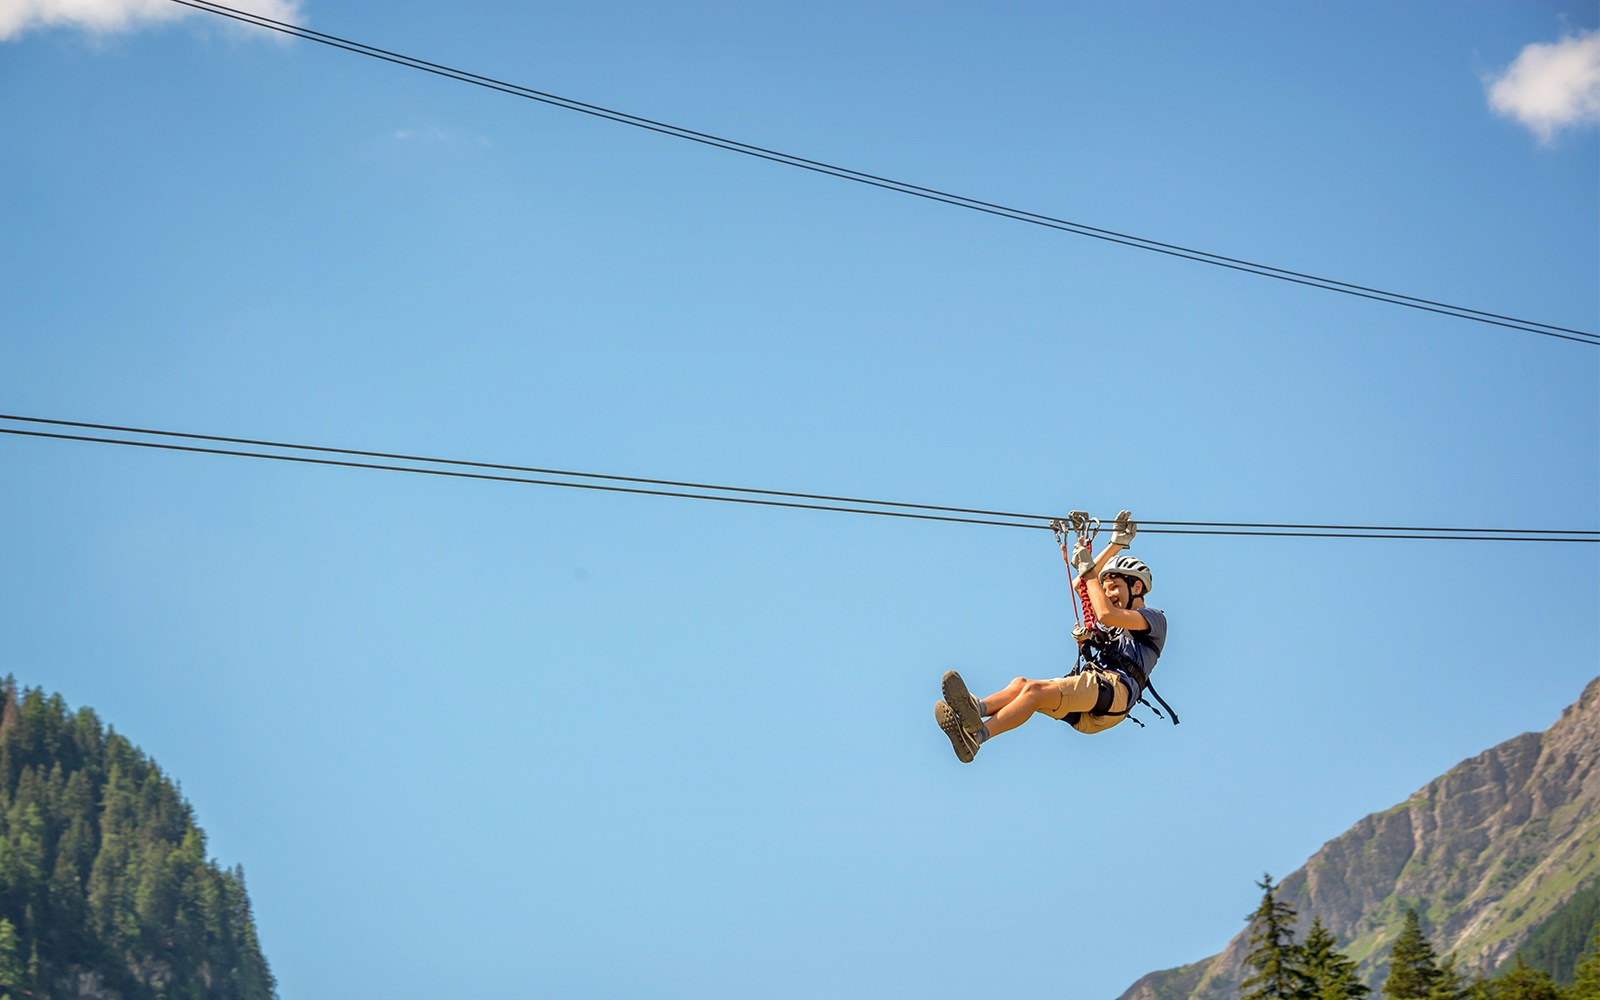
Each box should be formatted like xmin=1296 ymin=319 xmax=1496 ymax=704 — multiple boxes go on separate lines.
xmin=1118 ymin=676 xmax=1600 ymax=1000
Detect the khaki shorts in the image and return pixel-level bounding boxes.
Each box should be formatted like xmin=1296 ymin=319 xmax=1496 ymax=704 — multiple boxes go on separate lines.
xmin=1039 ymin=669 xmax=1132 ymax=735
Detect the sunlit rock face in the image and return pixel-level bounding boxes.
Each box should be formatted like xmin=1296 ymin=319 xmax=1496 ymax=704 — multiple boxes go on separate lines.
xmin=1119 ymin=677 xmax=1600 ymax=1000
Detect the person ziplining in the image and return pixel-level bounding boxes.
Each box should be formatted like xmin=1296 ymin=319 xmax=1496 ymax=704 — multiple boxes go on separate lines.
xmin=935 ymin=510 xmax=1175 ymax=763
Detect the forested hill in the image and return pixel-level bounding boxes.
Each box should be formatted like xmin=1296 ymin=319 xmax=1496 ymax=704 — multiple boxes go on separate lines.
xmin=0 ymin=678 xmax=275 ymax=1000
xmin=1119 ymin=676 xmax=1600 ymax=1000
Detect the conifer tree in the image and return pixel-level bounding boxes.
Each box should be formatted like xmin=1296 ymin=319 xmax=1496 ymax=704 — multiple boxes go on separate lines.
xmin=1430 ymin=954 xmax=1468 ymax=1000
xmin=1303 ymin=916 xmax=1371 ymax=1000
xmin=1572 ymin=932 xmax=1600 ymax=1000
xmin=0 ymin=918 xmax=21 ymax=992
xmin=1385 ymin=908 xmax=1442 ymax=1000
xmin=0 ymin=679 xmax=276 ymax=998
xmin=1490 ymin=954 xmax=1564 ymax=1000
xmin=1242 ymin=873 xmax=1313 ymax=1000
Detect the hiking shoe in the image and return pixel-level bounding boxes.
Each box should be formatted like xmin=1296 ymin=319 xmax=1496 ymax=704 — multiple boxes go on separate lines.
xmin=941 ymin=670 xmax=983 ymax=736
xmin=936 ymin=700 xmax=978 ymax=764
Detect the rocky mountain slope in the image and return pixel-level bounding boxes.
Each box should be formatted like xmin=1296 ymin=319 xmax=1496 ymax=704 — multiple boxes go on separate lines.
xmin=1119 ymin=676 xmax=1600 ymax=1000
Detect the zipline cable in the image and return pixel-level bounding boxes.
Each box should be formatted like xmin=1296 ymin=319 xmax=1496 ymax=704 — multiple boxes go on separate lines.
xmin=3 ymin=416 xmax=1595 ymax=544
xmin=3 ymin=413 xmax=1593 ymax=538
xmin=0 ymin=427 xmax=1054 ymax=532
xmin=169 ymin=0 xmax=1599 ymax=348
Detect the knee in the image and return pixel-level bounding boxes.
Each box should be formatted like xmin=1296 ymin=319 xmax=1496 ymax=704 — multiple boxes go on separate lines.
xmin=1020 ymin=679 xmax=1054 ymax=703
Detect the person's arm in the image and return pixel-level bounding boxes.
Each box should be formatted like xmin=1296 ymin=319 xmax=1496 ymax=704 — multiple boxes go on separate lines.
xmin=1078 ymin=511 xmax=1148 ymax=631
xmin=1066 ymin=538 xmax=1142 ymax=628
xmin=1082 ymin=559 xmax=1148 ymax=631
xmin=1063 ymin=540 xmax=1097 ymax=643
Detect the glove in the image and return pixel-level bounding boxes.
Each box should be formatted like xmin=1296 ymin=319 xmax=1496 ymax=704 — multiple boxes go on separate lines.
xmin=1111 ymin=510 xmax=1137 ymax=547
xmin=1070 ymin=539 xmax=1095 ymax=580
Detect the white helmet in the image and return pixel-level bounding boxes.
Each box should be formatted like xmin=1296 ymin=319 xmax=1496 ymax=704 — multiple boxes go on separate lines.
xmin=1100 ymin=554 xmax=1152 ymax=595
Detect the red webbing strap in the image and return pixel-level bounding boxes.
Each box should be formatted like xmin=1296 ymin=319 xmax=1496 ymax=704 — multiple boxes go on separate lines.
xmin=1053 ymin=514 xmax=1102 ymax=636
xmin=1075 ymin=576 xmax=1100 ymax=631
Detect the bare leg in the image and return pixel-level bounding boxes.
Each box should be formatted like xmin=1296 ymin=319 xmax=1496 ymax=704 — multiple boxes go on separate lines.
xmin=984 ymin=675 xmax=1100 ymax=740
xmin=982 ymin=680 xmax=1061 ymax=738
xmin=980 ymin=677 xmax=1029 ymax=717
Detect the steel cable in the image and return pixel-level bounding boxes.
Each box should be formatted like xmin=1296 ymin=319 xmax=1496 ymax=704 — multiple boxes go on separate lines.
xmin=3 ymin=415 xmax=1594 ymax=544
xmin=168 ymin=0 xmax=1599 ymax=347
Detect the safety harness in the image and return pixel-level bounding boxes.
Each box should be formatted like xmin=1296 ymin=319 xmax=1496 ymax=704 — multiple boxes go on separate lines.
xmin=1050 ymin=513 xmax=1180 ymax=729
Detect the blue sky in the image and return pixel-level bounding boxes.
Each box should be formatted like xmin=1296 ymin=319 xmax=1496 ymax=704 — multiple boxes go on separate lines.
xmin=2 ymin=2 xmax=1597 ymax=997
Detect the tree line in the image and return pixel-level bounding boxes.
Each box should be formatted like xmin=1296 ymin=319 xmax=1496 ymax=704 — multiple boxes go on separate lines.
xmin=1243 ymin=875 xmax=1600 ymax=1000
xmin=0 ymin=679 xmax=276 ymax=999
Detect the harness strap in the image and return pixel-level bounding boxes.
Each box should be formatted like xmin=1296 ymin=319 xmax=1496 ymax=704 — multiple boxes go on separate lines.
xmin=1063 ymin=669 xmax=1130 ymax=727
xmin=1074 ymin=640 xmax=1181 ymax=728
xmin=1140 ymin=679 xmax=1180 ymax=725
xmin=1092 ymin=674 xmax=1121 ymax=716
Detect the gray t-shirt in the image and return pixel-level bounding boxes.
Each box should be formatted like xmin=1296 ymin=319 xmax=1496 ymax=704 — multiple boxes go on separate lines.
xmin=1107 ymin=607 xmax=1166 ymax=700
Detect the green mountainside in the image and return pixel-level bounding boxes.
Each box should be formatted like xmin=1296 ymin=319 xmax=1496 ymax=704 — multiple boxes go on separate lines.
xmin=0 ymin=678 xmax=276 ymax=1000
xmin=1520 ymin=880 xmax=1600 ymax=985
xmin=1119 ymin=676 xmax=1600 ymax=1000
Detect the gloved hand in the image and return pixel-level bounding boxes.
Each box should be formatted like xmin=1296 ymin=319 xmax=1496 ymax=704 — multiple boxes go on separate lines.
xmin=1070 ymin=539 xmax=1095 ymax=579
xmin=1111 ymin=510 xmax=1137 ymax=547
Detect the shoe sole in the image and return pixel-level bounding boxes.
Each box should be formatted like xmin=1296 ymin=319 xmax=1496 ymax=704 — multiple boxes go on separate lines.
xmin=936 ymin=701 xmax=977 ymax=763
xmin=941 ymin=671 xmax=983 ymax=735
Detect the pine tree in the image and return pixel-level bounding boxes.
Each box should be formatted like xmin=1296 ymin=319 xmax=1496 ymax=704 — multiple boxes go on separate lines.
xmin=1303 ymin=916 xmax=1371 ymax=1000
xmin=1386 ymin=908 xmax=1443 ymax=1000
xmin=0 ymin=680 xmax=276 ymax=997
xmin=0 ymin=918 xmax=21 ymax=991
xmin=1491 ymin=954 xmax=1564 ymax=1000
xmin=1242 ymin=873 xmax=1313 ymax=1000
xmin=1572 ymin=932 xmax=1600 ymax=1000
xmin=1430 ymin=954 xmax=1469 ymax=1000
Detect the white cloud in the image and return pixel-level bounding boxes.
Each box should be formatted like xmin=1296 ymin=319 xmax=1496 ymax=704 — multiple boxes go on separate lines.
xmin=391 ymin=122 xmax=492 ymax=148
xmin=393 ymin=125 xmax=449 ymax=143
xmin=1485 ymin=28 xmax=1600 ymax=144
xmin=0 ymin=0 xmax=304 ymax=43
